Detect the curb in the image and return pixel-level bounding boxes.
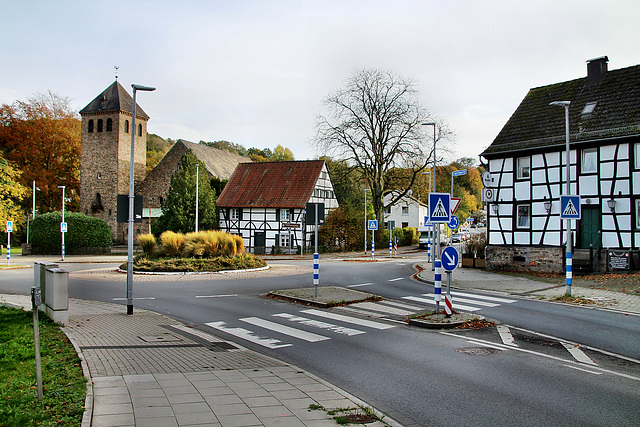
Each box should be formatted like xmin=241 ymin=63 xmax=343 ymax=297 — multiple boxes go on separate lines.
xmin=62 ymin=329 xmax=93 ymax=427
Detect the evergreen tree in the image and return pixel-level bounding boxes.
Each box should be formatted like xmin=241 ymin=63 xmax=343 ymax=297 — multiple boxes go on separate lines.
xmin=153 ymin=150 xmax=218 ymax=234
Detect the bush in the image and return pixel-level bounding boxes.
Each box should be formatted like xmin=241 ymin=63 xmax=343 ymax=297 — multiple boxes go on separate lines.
xmin=29 ymin=212 xmax=112 ymax=255
xmin=401 ymin=227 xmax=419 ymax=246
xmin=160 ymin=231 xmax=185 ymax=257
xmin=138 ymin=234 xmax=156 ymax=257
xmin=464 ymin=233 xmax=487 ymax=258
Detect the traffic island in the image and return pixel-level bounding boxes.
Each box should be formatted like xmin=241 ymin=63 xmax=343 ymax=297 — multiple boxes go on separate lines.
xmin=408 ymin=311 xmax=492 ymax=329
xmin=268 ymin=286 xmax=381 ymax=307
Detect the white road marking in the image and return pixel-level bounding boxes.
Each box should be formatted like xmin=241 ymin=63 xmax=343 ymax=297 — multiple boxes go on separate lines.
xmin=450 ymin=291 xmax=516 ymax=304
xmin=497 ymin=325 xmax=517 ymax=347
xmin=561 ymin=342 xmax=597 ymax=365
xmin=563 ymin=364 xmax=603 ymax=375
xmin=112 ymin=297 xmax=155 ymax=301
xmin=350 ymin=302 xmax=414 ymax=316
xmin=301 ymin=309 xmax=395 ymax=330
xmin=402 ymin=296 xmax=481 ymax=312
xmin=171 ymin=324 xmax=240 ymax=349
xmin=272 ymin=313 xmax=365 ymax=336
xmin=421 ymin=294 xmax=499 ymax=307
xmin=205 ymin=321 xmax=292 ymax=349
xmin=195 ymin=294 xmax=238 ymax=298
xmin=379 ymin=300 xmax=424 ymax=312
xmin=388 ymin=277 xmax=404 ymax=282
xmin=240 ymin=317 xmax=330 ymax=342
xmin=347 ymin=283 xmax=373 ymax=288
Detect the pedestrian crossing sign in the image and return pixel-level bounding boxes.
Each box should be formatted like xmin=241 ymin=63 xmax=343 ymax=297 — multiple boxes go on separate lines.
xmin=560 ymin=195 xmax=581 ymax=219
xmin=428 ymin=193 xmax=451 ymax=223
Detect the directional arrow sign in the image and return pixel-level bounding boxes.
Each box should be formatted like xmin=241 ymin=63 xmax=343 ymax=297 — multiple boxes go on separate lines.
xmin=441 ymin=246 xmax=459 ymax=272
xmin=429 ymin=193 xmax=450 ymax=223
xmin=560 ymin=195 xmax=581 ymax=219
xmin=448 ymin=215 xmax=459 ymax=230
xmin=452 ymin=169 xmax=467 ymax=177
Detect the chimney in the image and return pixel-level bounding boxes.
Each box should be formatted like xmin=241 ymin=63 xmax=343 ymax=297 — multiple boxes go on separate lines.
xmin=586 ymin=56 xmax=608 ymax=84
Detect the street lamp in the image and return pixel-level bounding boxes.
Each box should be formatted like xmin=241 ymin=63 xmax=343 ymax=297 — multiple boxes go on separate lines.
xmin=58 ymin=185 xmax=66 ymax=261
xmin=127 ymin=83 xmax=155 ymax=315
xmin=422 ymin=122 xmax=438 ymax=264
xmin=195 ymin=163 xmax=199 ymax=233
xmin=550 ymin=100 xmax=572 ymax=296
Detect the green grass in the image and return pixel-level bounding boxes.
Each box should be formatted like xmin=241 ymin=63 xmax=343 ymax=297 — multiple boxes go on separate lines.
xmin=0 ymin=306 xmax=86 ymax=426
xmin=1 ymin=246 xmax=22 ymax=256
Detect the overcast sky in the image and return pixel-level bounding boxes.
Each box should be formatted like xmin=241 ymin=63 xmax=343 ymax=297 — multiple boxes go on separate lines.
xmin=2 ymin=0 xmax=639 ymax=164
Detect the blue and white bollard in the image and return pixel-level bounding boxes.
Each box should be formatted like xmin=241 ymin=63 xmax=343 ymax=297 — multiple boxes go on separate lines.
xmin=372 ymin=240 xmax=375 ymax=258
xmin=434 ymin=259 xmax=442 ymax=313
xmin=389 ymin=240 xmax=392 ymax=257
xmin=313 ymin=252 xmax=319 ymax=297
xmin=566 ymin=251 xmax=572 ymax=287
xmin=427 ymin=239 xmax=431 ymax=262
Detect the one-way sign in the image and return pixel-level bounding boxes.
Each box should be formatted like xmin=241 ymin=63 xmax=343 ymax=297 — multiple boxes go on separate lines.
xmin=560 ymin=195 xmax=581 ymax=219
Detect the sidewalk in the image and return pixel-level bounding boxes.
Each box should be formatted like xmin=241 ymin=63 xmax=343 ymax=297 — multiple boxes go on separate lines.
xmin=416 ymin=263 xmax=640 ymax=315
xmin=1 ymin=295 xmax=398 ymax=427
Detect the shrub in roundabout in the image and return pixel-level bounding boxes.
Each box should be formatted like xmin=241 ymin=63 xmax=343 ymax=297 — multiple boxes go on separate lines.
xmin=131 ymin=230 xmax=266 ymax=272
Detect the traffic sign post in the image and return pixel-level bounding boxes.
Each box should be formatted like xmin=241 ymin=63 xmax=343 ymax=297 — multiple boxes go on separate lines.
xmin=441 ymin=246 xmax=459 ymax=272
xmin=429 ymin=193 xmax=450 ymax=271
xmin=6 ymin=221 xmax=12 ymax=265
xmin=367 ymin=220 xmax=377 ymax=258
xmin=448 ymin=215 xmax=459 ymax=230
xmin=560 ymin=195 xmax=581 ymax=219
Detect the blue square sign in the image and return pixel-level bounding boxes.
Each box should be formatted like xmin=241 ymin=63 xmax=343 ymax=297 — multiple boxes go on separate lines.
xmin=560 ymin=195 xmax=581 ymax=219
xmin=429 ymin=193 xmax=451 ymax=223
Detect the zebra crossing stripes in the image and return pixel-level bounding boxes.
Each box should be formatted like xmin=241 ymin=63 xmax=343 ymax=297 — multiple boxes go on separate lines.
xmin=403 ymin=292 xmax=516 ymax=312
xmin=300 ymin=309 xmax=395 ymax=330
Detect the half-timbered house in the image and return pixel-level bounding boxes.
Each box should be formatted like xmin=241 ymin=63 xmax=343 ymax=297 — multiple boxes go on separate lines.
xmin=481 ymin=57 xmax=640 ymax=272
xmin=217 ymin=160 xmax=339 ymax=254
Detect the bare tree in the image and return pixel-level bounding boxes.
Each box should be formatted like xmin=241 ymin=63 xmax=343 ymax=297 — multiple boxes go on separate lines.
xmin=316 ymin=69 xmax=448 ymax=238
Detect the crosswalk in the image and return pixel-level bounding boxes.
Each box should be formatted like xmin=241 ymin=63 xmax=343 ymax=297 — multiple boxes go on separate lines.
xmin=204 ymin=291 xmax=517 ymax=350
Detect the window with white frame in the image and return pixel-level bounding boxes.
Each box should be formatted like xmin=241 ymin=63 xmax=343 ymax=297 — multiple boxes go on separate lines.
xmin=516 ymin=157 xmax=530 ymax=179
xmin=516 ymin=204 xmax=530 ymax=228
xmin=280 ymin=234 xmax=289 ymax=247
xmin=280 ymin=209 xmax=290 ymax=221
xmin=581 ymin=148 xmax=597 ymax=173
xmin=635 ymin=143 xmax=640 ymax=169
xmin=384 ymin=206 xmax=391 ymax=214
xmin=402 ymin=206 xmax=409 ymax=215
xmin=636 ymin=199 xmax=640 ymax=229
xmin=230 ymin=208 xmax=239 ymax=220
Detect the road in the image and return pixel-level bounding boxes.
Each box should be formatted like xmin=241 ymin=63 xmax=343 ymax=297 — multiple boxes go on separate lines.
xmin=2 ymin=255 xmax=639 ymax=426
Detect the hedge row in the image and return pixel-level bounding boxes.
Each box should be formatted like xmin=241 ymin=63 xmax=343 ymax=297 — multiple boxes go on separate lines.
xmin=29 ymin=212 xmax=112 ymax=255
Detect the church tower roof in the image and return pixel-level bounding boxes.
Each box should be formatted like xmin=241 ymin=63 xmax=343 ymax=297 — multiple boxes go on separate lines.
xmin=79 ymin=81 xmax=149 ymax=119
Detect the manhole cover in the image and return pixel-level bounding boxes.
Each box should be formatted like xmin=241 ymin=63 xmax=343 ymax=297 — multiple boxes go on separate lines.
xmin=139 ymin=334 xmax=182 ymax=343
xmin=456 ymin=346 xmax=501 ymax=356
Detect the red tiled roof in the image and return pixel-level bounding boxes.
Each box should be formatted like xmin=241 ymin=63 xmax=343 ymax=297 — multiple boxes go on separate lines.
xmin=217 ymin=160 xmax=325 ymax=208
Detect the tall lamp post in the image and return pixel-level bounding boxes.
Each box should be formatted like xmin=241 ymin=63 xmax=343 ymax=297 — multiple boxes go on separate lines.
xmin=127 ymin=83 xmax=155 ymax=315
xmin=195 ymin=163 xmax=199 ymax=233
xmin=422 ymin=122 xmax=438 ymax=264
xmin=58 ymin=185 xmax=66 ymax=261
xmin=550 ymin=100 xmax=572 ymax=296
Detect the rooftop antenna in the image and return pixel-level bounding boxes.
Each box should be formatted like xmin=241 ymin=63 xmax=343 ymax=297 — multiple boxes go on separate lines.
xmin=114 ymin=66 xmax=119 ymax=80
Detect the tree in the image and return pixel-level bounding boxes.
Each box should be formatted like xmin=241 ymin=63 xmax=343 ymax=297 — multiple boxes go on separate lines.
xmin=0 ymin=92 xmax=81 ymax=213
xmin=0 ymin=156 xmax=28 ymax=240
xmin=271 ymin=145 xmax=295 ymax=161
xmin=316 ymin=69 xmax=448 ymax=240
xmin=153 ymin=150 xmax=218 ymax=234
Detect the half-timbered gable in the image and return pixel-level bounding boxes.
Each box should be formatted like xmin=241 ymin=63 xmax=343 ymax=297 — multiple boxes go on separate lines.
xmin=217 ymin=160 xmax=338 ymax=254
xmin=481 ymin=57 xmax=640 ymax=272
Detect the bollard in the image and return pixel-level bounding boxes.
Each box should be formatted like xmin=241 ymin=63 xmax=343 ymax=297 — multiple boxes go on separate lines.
xmin=44 ymin=267 xmax=69 ymax=325
xmin=434 ymin=259 xmax=442 ymax=313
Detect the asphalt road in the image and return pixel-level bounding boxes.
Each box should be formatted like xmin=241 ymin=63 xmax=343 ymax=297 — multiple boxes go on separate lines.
xmin=2 ymin=257 xmax=639 ymax=426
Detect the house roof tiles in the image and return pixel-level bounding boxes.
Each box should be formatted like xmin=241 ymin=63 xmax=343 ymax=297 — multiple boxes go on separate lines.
xmin=217 ymin=160 xmax=326 ymax=208
xmin=482 ymin=62 xmax=640 ymax=158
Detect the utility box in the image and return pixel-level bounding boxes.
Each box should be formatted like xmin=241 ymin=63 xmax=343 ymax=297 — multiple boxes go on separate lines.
xmin=34 ymin=261 xmax=58 ymax=312
xmin=44 ymin=267 xmax=69 ymax=325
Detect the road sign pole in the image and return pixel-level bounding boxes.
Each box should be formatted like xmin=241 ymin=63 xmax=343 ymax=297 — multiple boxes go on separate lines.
xmin=314 ymin=203 xmax=319 ymax=298
xmin=6 ymin=230 xmax=10 ymax=265
xmin=371 ymin=230 xmax=375 ymax=259
xmin=434 ymin=260 xmax=442 ymax=313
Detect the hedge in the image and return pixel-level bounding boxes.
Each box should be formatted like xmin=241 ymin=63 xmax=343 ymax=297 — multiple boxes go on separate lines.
xmin=29 ymin=212 xmax=112 ymax=255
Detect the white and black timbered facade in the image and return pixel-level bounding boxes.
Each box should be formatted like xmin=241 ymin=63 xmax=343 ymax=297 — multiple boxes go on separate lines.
xmin=481 ymin=57 xmax=640 ymax=272
xmin=217 ymin=160 xmax=338 ymax=254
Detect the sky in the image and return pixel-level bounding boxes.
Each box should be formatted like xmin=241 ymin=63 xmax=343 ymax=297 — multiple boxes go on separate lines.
xmin=2 ymin=0 xmax=639 ymax=165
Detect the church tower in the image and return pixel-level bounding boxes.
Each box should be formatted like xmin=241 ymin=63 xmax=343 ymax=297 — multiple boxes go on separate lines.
xmin=79 ymin=81 xmax=150 ymax=243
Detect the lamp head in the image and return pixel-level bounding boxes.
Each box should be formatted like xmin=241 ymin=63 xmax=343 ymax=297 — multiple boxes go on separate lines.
xmin=132 ymin=84 xmax=156 ymax=92
xmin=549 ymin=101 xmax=571 ymax=107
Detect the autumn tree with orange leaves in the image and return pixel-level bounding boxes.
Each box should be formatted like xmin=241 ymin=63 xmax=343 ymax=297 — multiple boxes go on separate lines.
xmin=0 ymin=92 xmax=81 ymax=215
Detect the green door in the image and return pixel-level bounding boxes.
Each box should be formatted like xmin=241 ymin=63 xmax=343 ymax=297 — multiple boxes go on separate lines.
xmin=580 ymin=206 xmax=601 ymax=249
xmin=254 ymin=232 xmax=266 ymax=255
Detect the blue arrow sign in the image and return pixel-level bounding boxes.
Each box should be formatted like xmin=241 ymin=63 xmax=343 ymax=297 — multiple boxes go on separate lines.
xmin=429 ymin=193 xmax=451 ymax=223
xmin=6 ymin=221 xmax=13 ymax=233
xmin=367 ymin=220 xmax=378 ymax=230
xmin=560 ymin=195 xmax=581 ymax=219
xmin=452 ymin=169 xmax=467 ymax=176
xmin=448 ymin=215 xmax=459 ymax=230
xmin=441 ymin=246 xmax=459 ymax=272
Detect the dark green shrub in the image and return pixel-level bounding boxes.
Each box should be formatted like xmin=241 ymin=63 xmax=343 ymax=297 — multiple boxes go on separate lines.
xmin=29 ymin=212 xmax=112 ymax=255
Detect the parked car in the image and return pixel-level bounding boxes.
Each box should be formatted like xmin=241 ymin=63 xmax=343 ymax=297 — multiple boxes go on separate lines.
xmin=450 ymin=233 xmax=462 ymax=243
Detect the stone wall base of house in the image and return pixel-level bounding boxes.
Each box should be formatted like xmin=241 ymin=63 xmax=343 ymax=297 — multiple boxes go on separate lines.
xmin=486 ymin=245 xmax=564 ymax=273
